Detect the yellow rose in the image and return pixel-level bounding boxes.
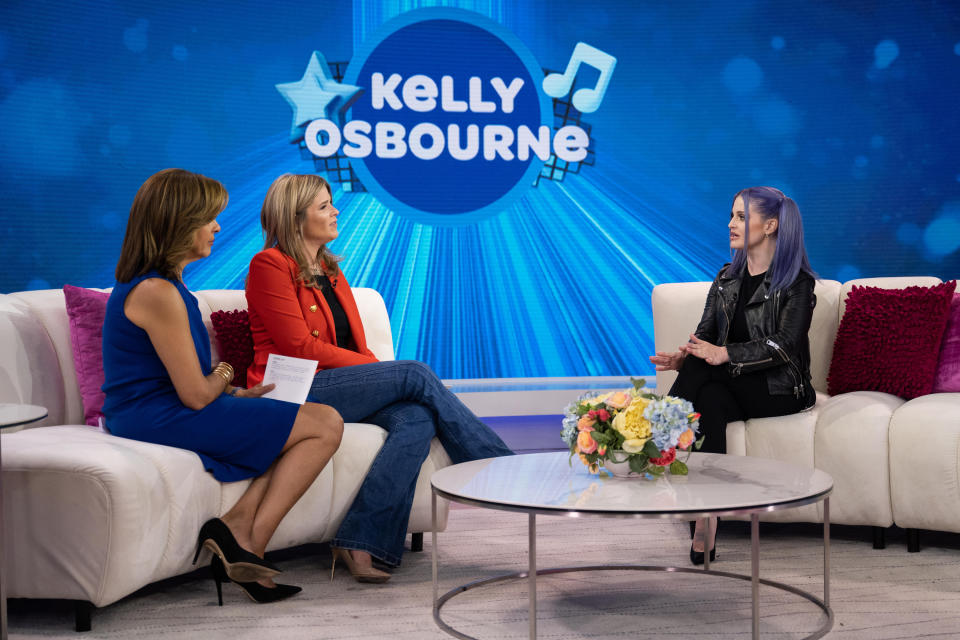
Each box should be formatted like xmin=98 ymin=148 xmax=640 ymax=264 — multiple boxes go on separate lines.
xmin=612 ymin=399 xmax=652 ymax=442
xmin=622 ymin=438 xmax=648 ymax=453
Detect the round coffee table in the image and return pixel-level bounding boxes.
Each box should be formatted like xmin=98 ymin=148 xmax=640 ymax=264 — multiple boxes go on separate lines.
xmin=430 ymin=451 xmax=833 ymax=640
xmin=0 ymin=403 xmax=48 ymax=640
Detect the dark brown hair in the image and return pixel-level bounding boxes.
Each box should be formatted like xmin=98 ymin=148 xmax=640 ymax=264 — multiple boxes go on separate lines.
xmin=115 ymin=169 xmax=228 ymax=282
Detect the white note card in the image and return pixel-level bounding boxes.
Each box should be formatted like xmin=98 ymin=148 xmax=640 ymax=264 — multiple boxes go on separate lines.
xmin=261 ymin=353 xmax=318 ymax=404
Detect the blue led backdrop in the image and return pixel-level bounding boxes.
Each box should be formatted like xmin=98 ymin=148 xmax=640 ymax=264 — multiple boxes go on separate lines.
xmin=1 ymin=0 xmax=958 ymax=378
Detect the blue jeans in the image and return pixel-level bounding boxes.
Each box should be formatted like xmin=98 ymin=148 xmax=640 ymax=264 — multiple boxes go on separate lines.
xmin=306 ymin=360 xmax=514 ymax=566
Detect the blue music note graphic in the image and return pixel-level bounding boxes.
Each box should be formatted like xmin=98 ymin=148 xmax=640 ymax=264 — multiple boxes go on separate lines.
xmin=542 ymin=42 xmax=617 ymax=114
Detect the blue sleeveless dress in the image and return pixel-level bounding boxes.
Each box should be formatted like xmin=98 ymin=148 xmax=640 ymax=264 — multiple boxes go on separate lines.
xmin=101 ymin=271 xmax=299 ymax=482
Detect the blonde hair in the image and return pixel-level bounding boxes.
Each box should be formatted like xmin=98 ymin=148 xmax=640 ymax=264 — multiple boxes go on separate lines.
xmin=260 ymin=173 xmax=341 ymax=285
xmin=115 ymin=168 xmax=227 ymax=282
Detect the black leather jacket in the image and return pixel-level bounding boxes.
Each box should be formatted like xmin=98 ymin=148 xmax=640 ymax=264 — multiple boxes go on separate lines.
xmin=694 ymin=264 xmax=817 ymax=408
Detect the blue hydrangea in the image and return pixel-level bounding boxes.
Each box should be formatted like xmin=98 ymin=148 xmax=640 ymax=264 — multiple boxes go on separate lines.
xmin=561 ymin=400 xmax=582 ymax=446
xmin=561 ymin=414 xmax=579 ymax=446
xmin=644 ymin=398 xmax=697 ymax=450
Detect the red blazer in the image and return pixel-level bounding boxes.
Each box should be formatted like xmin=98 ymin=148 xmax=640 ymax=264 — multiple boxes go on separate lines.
xmin=245 ymin=247 xmax=378 ymax=387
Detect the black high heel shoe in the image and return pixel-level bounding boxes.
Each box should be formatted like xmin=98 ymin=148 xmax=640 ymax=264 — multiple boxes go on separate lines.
xmin=689 ymin=518 xmax=718 ymax=566
xmin=193 ymin=518 xmax=281 ymax=582
xmin=689 ymin=545 xmax=717 ymax=566
xmin=210 ymin=557 xmax=301 ymax=605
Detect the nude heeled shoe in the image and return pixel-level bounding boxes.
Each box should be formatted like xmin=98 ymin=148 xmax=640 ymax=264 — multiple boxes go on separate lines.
xmin=330 ymin=547 xmax=391 ymax=583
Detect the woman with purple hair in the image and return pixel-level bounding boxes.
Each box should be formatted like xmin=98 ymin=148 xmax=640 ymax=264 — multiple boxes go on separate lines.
xmin=649 ymin=186 xmax=817 ymax=565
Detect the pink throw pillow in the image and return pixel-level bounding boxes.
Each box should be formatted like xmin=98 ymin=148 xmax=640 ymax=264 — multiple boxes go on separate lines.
xmin=210 ymin=309 xmax=253 ymax=389
xmin=827 ymin=281 xmax=956 ymax=399
xmin=932 ymin=293 xmax=960 ymax=393
xmin=63 ymin=285 xmax=110 ymax=426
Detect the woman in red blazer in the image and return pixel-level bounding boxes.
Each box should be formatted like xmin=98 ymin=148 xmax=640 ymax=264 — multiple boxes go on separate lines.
xmin=246 ymin=247 xmax=377 ymax=385
xmin=246 ymin=174 xmax=513 ymax=582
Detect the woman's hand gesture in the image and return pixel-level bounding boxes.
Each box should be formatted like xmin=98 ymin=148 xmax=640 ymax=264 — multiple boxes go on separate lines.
xmin=649 ymin=350 xmax=685 ymax=371
xmin=231 ymin=383 xmax=276 ymax=399
xmin=682 ymin=334 xmax=729 ymax=366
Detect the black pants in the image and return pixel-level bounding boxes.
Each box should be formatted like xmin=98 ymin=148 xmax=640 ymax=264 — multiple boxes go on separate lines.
xmin=669 ymin=356 xmax=806 ymax=454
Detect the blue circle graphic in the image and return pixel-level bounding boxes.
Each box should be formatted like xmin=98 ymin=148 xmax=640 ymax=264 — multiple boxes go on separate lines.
xmin=344 ymin=8 xmax=551 ymax=225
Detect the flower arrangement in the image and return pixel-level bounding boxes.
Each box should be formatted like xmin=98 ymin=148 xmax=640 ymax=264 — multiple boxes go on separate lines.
xmin=561 ymin=378 xmax=703 ymax=477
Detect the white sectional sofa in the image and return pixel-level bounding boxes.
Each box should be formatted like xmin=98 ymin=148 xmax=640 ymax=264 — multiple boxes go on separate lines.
xmin=652 ymin=276 xmax=959 ymax=551
xmin=0 ymin=287 xmax=452 ymax=631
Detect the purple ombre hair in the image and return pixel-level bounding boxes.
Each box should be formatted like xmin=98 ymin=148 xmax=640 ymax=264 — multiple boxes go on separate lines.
xmin=729 ymin=186 xmax=816 ymax=292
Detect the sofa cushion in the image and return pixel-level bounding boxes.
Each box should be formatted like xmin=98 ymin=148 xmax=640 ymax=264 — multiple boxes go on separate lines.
xmin=889 ymin=394 xmax=960 ymax=533
xmin=729 ymin=405 xmax=821 ymax=523
xmin=814 ymin=390 xmax=901 ymax=527
xmin=0 ymin=295 xmax=66 ymax=422
xmin=63 ymin=285 xmax=110 ymax=427
xmin=932 ymin=293 xmax=960 ymax=393
xmin=209 ymin=309 xmax=252 ymax=388
xmin=827 ymin=281 xmax=956 ymax=399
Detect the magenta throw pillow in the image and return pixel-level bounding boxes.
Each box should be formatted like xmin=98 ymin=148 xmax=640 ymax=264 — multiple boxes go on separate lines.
xmin=827 ymin=281 xmax=957 ymax=399
xmin=63 ymin=284 xmax=110 ymax=426
xmin=932 ymin=293 xmax=960 ymax=393
xmin=210 ymin=309 xmax=253 ymax=389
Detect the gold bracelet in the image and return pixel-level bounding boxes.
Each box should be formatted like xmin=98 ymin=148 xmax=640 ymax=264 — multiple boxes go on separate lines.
xmin=216 ymin=363 xmax=234 ymax=383
xmin=213 ymin=362 xmax=234 ymax=386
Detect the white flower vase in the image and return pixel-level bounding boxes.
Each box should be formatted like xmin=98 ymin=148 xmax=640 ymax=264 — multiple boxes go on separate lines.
xmin=602 ymin=450 xmax=638 ymax=478
xmin=602 ymin=448 xmax=692 ymax=478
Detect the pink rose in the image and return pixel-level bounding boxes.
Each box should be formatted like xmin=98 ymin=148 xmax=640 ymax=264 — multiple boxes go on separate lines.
xmin=605 ymin=391 xmax=632 ymax=409
xmin=677 ymin=428 xmax=695 ymax=450
xmin=594 ymin=408 xmax=611 ymax=422
xmin=577 ymin=415 xmax=596 ymax=432
xmin=577 ymin=431 xmax=598 ymax=454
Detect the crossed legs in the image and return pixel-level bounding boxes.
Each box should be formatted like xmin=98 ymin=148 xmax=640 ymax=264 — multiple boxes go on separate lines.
xmin=221 ymin=402 xmax=343 ymax=583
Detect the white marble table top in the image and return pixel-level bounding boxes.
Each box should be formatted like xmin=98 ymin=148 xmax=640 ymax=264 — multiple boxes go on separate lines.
xmin=0 ymin=403 xmax=48 ymax=429
xmin=431 ymin=451 xmax=833 ymax=516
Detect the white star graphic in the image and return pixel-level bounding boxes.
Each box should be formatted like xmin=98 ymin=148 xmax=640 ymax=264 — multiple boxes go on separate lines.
xmin=276 ymin=51 xmax=362 ymax=141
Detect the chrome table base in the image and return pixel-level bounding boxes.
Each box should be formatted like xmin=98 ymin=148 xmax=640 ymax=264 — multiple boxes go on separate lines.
xmin=431 ymin=493 xmax=833 ymax=640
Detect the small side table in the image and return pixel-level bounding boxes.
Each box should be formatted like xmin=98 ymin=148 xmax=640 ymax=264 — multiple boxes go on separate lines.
xmin=0 ymin=404 xmax=48 ymax=640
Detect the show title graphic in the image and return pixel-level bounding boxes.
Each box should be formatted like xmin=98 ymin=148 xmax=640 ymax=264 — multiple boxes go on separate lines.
xmin=277 ymin=8 xmax=616 ymax=225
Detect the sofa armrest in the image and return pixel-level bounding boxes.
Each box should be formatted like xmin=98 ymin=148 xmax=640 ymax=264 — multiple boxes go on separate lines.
xmin=2 ymin=426 xmax=221 ymax=606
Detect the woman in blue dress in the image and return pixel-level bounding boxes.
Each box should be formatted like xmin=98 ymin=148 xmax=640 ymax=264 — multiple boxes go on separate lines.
xmin=101 ymin=169 xmax=344 ymax=603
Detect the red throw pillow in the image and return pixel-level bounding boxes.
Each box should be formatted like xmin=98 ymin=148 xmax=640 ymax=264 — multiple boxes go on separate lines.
xmin=210 ymin=309 xmax=253 ymax=389
xmin=932 ymin=293 xmax=960 ymax=393
xmin=827 ymin=281 xmax=957 ymax=399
